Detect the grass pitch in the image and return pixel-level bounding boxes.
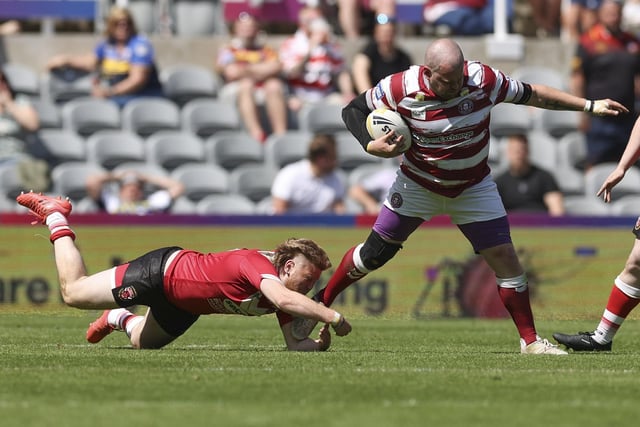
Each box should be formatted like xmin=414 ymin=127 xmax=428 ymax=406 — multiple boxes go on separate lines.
xmin=0 ymin=311 xmax=637 ymax=427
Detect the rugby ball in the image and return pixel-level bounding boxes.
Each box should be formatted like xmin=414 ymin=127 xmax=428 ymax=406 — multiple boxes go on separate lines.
xmin=366 ymin=108 xmax=412 ymax=152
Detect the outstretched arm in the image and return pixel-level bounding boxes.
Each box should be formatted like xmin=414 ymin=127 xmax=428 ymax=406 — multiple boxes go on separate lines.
xmin=526 ymin=84 xmax=628 ymax=116
xmin=597 ymin=117 xmax=640 ymax=203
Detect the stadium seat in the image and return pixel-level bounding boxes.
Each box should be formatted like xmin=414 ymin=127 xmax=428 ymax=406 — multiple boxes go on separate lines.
xmin=146 ymin=130 xmax=205 ymax=171
xmin=86 ymin=130 xmax=146 ymax=170
xmin=173 ymin=0 xmax=228 ymax=36
xmin=205 ymin=131 xmax=264 ymax=171
xmin=0 ymin=194 xmax=19 ymax=213
xmin=510 ymin=66 xmax=568 ymax=90
xmin=196 ymin=194 xmax=257 ymax=215
xmin=61 ymin=97 xmax=121 ymax=137
xmin=2 ymin=63 xmax=40 ymax=98
xmin=563 ymin=195 xmax=611 ymax=216
xmin=170 ymin=163 xmax=230 ymax=201
xmin=170 ymin=196 xmax=198 ymax=214
xmin=526 ymin=130 xmax=558 ymax=172
xmin=584 ymin=163 xmax=640 ymax=202
xmin=335 ymin=131 xmax=381 ymax=171
xmin=489 ymin=103 xmax=532 ymax=138
xmin=0 ymin=162 xmax=25 ymax=199
xmin=298 ymin=102 xmax=348 ymax=134
xmin=126 ymin=0 xmax=157 ymax=35
xmin=36 ymin=129 xmax=86 ymax=165
xmin=161 ymin=64 xmax=221 ymax=107
xmin=112 ymin=162 xmax=169 ymax=177
xmin=51 ymin=161 xmax=107 ymax=201
xmin=263 ymin=131 xmax=313 ymax=169
xmin=610 ymin=195 xmax=640 ymax=216
xmin=229 ymin=164 xmax=279 ymax=202
xmin=74 ymin=196 xmax=100 ymax=213
xmin=31 ymin=98 xmax=62 ymax=129
xmin=556 ymin=131 xmax=588 ymax=171
xmin=348 ymin=163 xmax=397 ymax=187
xmin=181 ymin=99 xmax=242 ymax=138
xmin=121 ymin=97 xmax=181 ymax=137
xmin=552 ymin=166 xmax=585 ymax=197
xmin=42 ymin=67 xmax=93 ymax=104
xmin=540 ymin=109 xmax=581 ymax=139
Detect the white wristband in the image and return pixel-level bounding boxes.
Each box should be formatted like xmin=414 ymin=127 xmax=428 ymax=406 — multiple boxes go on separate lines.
xmin=584 ymin=100 xmax=594 ymax=113
xmin=331 ymin=311 xmax=343 ymax=327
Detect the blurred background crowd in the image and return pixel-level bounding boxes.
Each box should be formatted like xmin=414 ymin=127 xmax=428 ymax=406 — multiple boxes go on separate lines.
xmin=1 ymin=0 xmax=640 ymax=217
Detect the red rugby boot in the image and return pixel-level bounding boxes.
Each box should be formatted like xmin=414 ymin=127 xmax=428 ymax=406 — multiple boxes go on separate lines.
xmin=86 ymin=310 xmax=114 ymax=344
xmin=16 ymin=191 xmax=72 ymax=224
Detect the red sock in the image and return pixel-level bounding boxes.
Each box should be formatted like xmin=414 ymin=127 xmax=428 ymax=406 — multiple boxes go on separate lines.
xmin=605 ymin=284 xmax=640 ymax=319
xmin=497 ymin=287 xmax=537 ymax=344
xmin=320 ymin=246 xmax=367 ymax=306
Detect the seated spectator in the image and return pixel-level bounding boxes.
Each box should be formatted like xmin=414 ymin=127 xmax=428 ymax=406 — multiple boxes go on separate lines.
xmin=422 ymin=0 xmax=513 ymax=36
xmin=494 ymin=134 xmax=565 ymax=216
xmin=528 ymin=0 xmax=562 ymax=37
xmin=0 ymin=67 xmax=49 ymax=192
xmin=271 ymin=133 xmax=346 ymax=214
xmin=86 ymin=169 xmax=184 ymax=215
xmin=46 ymin=6 xmax=163 ymax=108
xmin=348 ymin=166 xmax=397 ymax=214
xmin=216 ymin=12 xmax=287 ymax=143
xmin=335 ymin=0 xmax=397 ymax=39
xmin=280 ymin=8 xmax=356 ymax=112
xmin=564 ymin=0 xmax=602 ymax=40
xmin=351 ymin=18 xmax=412 ymax=94
xmin=0 ymin=20 xmax=20 ymax=36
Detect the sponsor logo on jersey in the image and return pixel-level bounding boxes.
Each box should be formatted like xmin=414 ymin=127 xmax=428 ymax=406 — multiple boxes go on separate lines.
xmin=117 ymin=286 xmax=137 ymax=301
xmin=390 ymin=192 xmax=403 ymax=208
xmin=458 ymin=99 xmax=474 ymax=114
xmin=374 ymin=83 xmax=385 ymax=100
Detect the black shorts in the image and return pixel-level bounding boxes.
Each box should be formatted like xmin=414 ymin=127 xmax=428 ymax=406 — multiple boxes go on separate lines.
xmin=112 ymin=246 xmax=200 ymax=337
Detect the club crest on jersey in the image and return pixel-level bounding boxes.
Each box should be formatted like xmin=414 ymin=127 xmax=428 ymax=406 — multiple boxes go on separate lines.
xmin=390 ymin=192 xmax=403 ymax=208
xmin=117 ymin=286 xmax=137 ymax=301
xmin=458 ymin=99 xmax=474 ymax=115
xmin=374 ymin=83 xmax=385 ymax=100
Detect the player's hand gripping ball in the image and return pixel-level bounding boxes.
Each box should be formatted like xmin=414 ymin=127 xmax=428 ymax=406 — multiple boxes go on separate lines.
xmin=366 ymin=108 xmax=412 ymax=153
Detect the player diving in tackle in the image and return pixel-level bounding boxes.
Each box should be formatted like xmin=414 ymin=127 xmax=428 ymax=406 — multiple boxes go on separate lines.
xmin=16 ymin=191 xmax=351 ymax=351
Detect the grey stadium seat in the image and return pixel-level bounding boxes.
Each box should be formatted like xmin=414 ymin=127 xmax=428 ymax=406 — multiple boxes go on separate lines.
xmin=61 ymin=97 xmax=121 ymax=137
xmin=86 ymin=130 xmax=146 ymax=170
xmin=173 ymin=0 xmax=227 ymax=36
xmin=170 ymin=163 xmax=230 ymax=201
xmin=196 ymin=194 xmax=257 ymax=215
xmin=42 ymin=67 xmax=93 ymax=104
xmin=31 ymin=98 xmax=62 ymax=129
xmin=37 ymin=129 xmax=86 ymax=165
xmin=2 ymin=63 xmax=40 ymax=98
xmin=161 ymin=64 xmax=221 ymax=107
xmin=205 ymin=131 xmax=264 ymax=171
xmin=229 ymin=164 xmax=279 ymax=203
xmin=146 ymin=130 xmax=205 ymax=171
xmin=263 ymin=131 xmax=312 ymax=169
xmin=584 ymin=163 xmax=640 ymax=202
xmin=181 ymin=99 xmax=242 ymax=138
xmin=489 ymin=103 xmax=532 ymax=138
xmin=121 ymin=97 xmax=181 ymax=137
xmin=51 ymin=161 xmax=107 ymax=201
xmin=335 ymin=131 xmax=381 ymax=171
xmin=298 ymin=102 xmax=348 ymax=134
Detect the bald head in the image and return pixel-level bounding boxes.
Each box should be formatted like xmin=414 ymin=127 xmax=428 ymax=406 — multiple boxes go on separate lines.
xmin=423 ymin=39 xmax=465 ymax=100
xmin=424 ymin=39 xmax=465 ymax=73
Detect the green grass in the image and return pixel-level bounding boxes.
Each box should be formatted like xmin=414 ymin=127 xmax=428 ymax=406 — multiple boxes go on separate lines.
xmin=1 ymin=311 xmax=638 ymax=427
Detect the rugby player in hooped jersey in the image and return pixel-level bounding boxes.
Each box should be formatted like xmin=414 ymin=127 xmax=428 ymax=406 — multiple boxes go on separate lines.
xmin=16 ymin=192 xmax=352 ymax=352
xmin=293 ymin=38 xmax=627 ymax=354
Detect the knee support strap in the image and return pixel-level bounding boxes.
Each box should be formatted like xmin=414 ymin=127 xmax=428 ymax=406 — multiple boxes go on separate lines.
xmin=359 ymin=231 xmax=402 ymax=271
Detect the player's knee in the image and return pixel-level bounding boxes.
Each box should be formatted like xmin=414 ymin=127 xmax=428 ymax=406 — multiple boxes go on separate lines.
xmin=359 ymin=231 xmax=402 ymax=271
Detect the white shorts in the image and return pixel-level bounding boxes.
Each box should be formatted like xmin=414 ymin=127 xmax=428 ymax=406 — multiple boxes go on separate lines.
xmin=382 ymin=172 xmax=506 ymax=225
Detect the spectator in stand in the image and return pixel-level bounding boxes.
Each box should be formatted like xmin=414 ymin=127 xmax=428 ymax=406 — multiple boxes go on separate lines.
xmin=570 ymin=0 xmax=640 ymax=169
xmin=348 ymin=166 xmax=397 ymax=214
xmin=0 ymin=67 xmax=49 ymax=192
xmin=86 ymin=169 xmax=184 ymax=215
xmin=0 ymin=20 xmax=20 ymax=36
xmin=564 ymin=0 xmax=602 ymax=40
xmin=494 ymin=134 xmax=565 ymax=216
xmin=216 ymin=12 xmax=288 ymax=143
xmin=46 ymin=6 xmax=163 ymax=108
xmin=335 ymin=0 xmax=397 ymax=39
xmin=280 ymin=7 xmax=356 ymax=113
xmin=528 ymin=0 xmax=562 ymax=37
xmin=422 ymin=0 xmax=513 ymax=35
xmin=351 ymin=17 xmax=412 ymax=94
xmin=271 ymin=133 xmax=346 ymax=215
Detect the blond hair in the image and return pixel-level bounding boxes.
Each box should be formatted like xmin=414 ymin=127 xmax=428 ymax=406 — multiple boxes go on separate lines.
xmin=105 ymin=7 xmax=137 ymax=39
xmin=273 ymin=238 xmax=332 ymax=272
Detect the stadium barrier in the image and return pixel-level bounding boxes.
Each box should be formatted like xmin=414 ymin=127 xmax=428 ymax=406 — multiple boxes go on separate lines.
xmin=0 ymin=213 xmax=634 ymax=319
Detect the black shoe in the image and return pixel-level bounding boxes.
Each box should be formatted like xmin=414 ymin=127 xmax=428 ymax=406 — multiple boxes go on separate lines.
xmin=552 ymin=331 xmax=612 ymax=352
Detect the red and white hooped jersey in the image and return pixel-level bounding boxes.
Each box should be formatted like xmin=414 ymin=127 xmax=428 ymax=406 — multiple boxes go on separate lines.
xmin=365 ymin=61 xmax=529 ymax=198
xmin=163 ymin=249 xmax=281 ymax=317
